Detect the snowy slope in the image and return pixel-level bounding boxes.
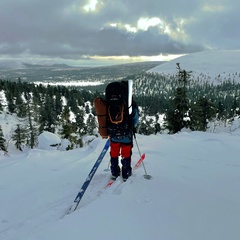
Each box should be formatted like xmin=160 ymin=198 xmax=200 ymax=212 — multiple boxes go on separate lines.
xmin=148 ymin=50 xmax=240 ymax=84
xmin=0 ymin=132 xmax=240 ymax=240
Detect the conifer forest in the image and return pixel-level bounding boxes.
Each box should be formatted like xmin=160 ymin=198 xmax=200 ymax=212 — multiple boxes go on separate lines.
xmin=0 ymin=61 xmax=240 ymax=151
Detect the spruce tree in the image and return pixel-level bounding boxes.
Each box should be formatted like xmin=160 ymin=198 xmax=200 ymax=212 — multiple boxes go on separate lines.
xmin=154 ymin=114 xmax=161 ymax=134
xmin=86 ymin=113 xmax=97 ymax=135
xmin=60 ymin=106 xmax=73 ymax=138
xmin=191 ymin=97 xmax=216 ymax=131
xmin=26 ymin=101 xmax=38 ymax=148
xmin=0 ymin=125 xmax=7 ymax=152
xmin=165 ymin=63 xmax=191 ymax=133
xmin=12 ymin=124 xmax=27 ymax=151
xmin=16 ymin=94 xmax=27 ymax=118
xmin=39 ymin=94 xmax=56 ymax=133
xmin=75 ymin=108 xmax=86 ymax=136
xmin=0 ymin=100 xmax=3 ymax=112
xmin=55 ymin=90 xmax=63 ymax=117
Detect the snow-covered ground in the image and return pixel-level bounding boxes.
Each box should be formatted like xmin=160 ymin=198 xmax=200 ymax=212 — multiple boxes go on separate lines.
xmin=148 ymin=50 xmax=240 ymax=85
xmin=1 ymin=49 xmax=240 ymax=239
xmin=0 ymin=131 xmax=240 ymax=240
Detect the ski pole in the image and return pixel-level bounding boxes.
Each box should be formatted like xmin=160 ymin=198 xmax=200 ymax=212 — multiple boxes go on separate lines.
xmin=133 ymin=133 xmax=152 ymax=179
xmin=104 ymin=160 xmax=111 ymax=171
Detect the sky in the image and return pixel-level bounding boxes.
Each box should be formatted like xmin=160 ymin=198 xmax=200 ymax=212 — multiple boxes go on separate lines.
xmin=0 ymin=0 xmax=240 ymax=66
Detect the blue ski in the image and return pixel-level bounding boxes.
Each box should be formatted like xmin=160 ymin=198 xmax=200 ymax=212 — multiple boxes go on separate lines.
xmin=68 ymin=139 xmax=110 ymax=213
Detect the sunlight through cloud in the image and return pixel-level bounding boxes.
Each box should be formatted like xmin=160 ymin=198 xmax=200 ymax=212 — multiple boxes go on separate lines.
xmin=91 ymin=54 xmax=182 ymax=62
xmin=125 ymin=24 xmax=137 ymax=33
xmin=83 ymin=0 xmax=99 ymax=12
xmin=137 ymin=17 xmax=162 ymax=31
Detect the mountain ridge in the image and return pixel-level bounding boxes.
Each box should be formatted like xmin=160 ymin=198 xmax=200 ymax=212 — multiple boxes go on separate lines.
xmin=148 ymin=50 xmax=240 ymax=84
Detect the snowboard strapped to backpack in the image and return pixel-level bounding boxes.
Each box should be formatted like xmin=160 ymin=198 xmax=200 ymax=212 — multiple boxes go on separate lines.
xmin=105 ymin=81 xmax=133 ymax=140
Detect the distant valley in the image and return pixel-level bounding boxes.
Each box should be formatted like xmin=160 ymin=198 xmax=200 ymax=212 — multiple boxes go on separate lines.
xmin=0 ymin=61 xmax=164 ymax=91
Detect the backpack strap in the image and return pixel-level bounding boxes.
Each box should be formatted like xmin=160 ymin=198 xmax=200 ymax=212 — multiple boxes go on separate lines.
xmin=108 ymin=102 xmax=124 ymax=124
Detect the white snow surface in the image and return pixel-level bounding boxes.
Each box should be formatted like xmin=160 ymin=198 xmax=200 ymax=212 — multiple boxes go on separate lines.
xmin=148 ymin=50 xmax=240 ymax=84
xmin=0 ymin=131 xmax=240 ymax=240
xmin=38 ymin=131 xmax=61 ymax=150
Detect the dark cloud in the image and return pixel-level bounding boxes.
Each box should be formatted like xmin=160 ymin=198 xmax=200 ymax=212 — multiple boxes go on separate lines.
xmin=0 ymin=0 xmax=239 ymax=64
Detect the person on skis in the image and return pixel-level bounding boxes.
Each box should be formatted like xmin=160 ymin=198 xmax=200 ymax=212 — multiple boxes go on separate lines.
xmin=105 ymin=81 xmax=139 ymax=182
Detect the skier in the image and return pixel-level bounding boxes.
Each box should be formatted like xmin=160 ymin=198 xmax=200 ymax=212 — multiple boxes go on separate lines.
xmin=106 ymin=81 xmax=139 ymax=182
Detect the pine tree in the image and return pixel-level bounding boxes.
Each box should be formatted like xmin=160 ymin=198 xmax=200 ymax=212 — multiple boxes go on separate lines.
xmin=59 ymin=105 xmax=79 ymax=149
xmin=86 ymin=113 xmax=97 ymax=135
xmin=55 ymin=90 xmax=63 ymax=117
xmin=0 ymin=100 xmax=3 ymax=112
xmin=14 ymin=81 xmax=27 ymax=118
xmin=0 ymin=125 xmax=7 ymax=152
xmin=165 ymin=63 xmax=191 ymax=133
xmin=190 ymin=97 xmax=216 ymax=131
xmin=60 ymin=106 xmax=73 ymax=138
xmin=39 ymin=94 xmax=57 ymax=133
xmin=6 ymin=93 xmax=16 ymax=113
xmin=154 ymin=114 xmax=161 ymax=134
xmin=138 ymin=115 xmax=155 ymax=135
xmin=85 ymin=104 xmax=90 ymax=114
xmin=12 ymin=124 xmax=27 ymax=151
xmin=189 ymin=101 xmax=205 ymax=131
xmin=75 ymin=109 xmax=86 ymax=136
xmin=26 ymin=100 xmax=38 ymax=148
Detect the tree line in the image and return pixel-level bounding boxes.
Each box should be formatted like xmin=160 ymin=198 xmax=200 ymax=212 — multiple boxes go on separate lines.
xmin=0 ymin=64 xmax=240 ymax=152
xmin=0 ymin=79 xmax=100 ymax=152
xmin=129 ymin=66 xmax=240 ymax=134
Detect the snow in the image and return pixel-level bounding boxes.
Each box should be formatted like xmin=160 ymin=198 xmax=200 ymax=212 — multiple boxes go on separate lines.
xmin=0 ymin=131 xmax=240 ymax=240
xmin=38 ymin=131 xmax=61 ymax=150
xmin=34 ymin=81 xmax=104 ymax=87
xmin=1 ymin=49 xmax=240 ymax=239
xmin=148 ymin=50 xmax=240 ymax=85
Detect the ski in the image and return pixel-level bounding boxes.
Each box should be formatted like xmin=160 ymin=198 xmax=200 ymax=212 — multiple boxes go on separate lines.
xmin=104 ymin=179 xmax=115 ymax=189
xmin=104 ymin=153 xmax=146 ymax=189
xmin=104 ymin=177 xmax=124 ymax=189
xmin=68 ymin=139 xmax=110 ymax=213
xmin=133 ymin=153 xmax=145 ymax=170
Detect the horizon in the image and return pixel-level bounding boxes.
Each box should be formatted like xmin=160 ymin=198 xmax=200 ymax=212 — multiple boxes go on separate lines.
xmin=0 ymin=54 xmax=182 ymax=68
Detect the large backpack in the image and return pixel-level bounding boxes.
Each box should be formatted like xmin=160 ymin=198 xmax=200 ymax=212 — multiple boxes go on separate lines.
xmin=105 ymin=81 xmax=132 ymax=139
xmin=94 ymin=97 xmax=108 ymax=138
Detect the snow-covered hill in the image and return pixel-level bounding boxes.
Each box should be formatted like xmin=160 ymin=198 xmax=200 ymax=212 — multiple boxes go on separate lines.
xmin=148 ymin=50 xmax=240 ymax=85
xmin=1 ymin=51 xmax=240 ymax=240
xmin=0 ymin=131 xmax=240 ymax=240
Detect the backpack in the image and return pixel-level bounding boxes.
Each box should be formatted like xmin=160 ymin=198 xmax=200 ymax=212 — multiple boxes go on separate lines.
xmin=93 ymin=97 xmax=108 ymax=138
xmin=105 ymin=81 xmax=133 ymax=139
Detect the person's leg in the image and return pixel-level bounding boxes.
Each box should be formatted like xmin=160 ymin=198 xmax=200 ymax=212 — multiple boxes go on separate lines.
xmin=121 ymin=143 xmax=132 ymax=180
xmin=110 ymin=141 xmax=121 ymax=178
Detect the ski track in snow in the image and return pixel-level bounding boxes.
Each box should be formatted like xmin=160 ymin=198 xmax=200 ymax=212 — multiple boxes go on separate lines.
xmin=0 ymin=133 xmax=240 ymax=240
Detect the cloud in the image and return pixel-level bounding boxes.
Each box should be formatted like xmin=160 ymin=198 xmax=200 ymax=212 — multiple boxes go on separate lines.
xmin=0 ymin=0 xmax=239 ymax=64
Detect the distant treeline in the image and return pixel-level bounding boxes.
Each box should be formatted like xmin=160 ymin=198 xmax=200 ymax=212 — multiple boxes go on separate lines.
xmin=0 ymin=66 xmax=240 ymax=151
xmin=128 ymin=72 xmax=240 ymax=118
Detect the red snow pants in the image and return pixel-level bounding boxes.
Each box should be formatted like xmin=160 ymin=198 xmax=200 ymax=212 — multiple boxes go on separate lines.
xmin=110 ymin=141 xmax=132 ymax=158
